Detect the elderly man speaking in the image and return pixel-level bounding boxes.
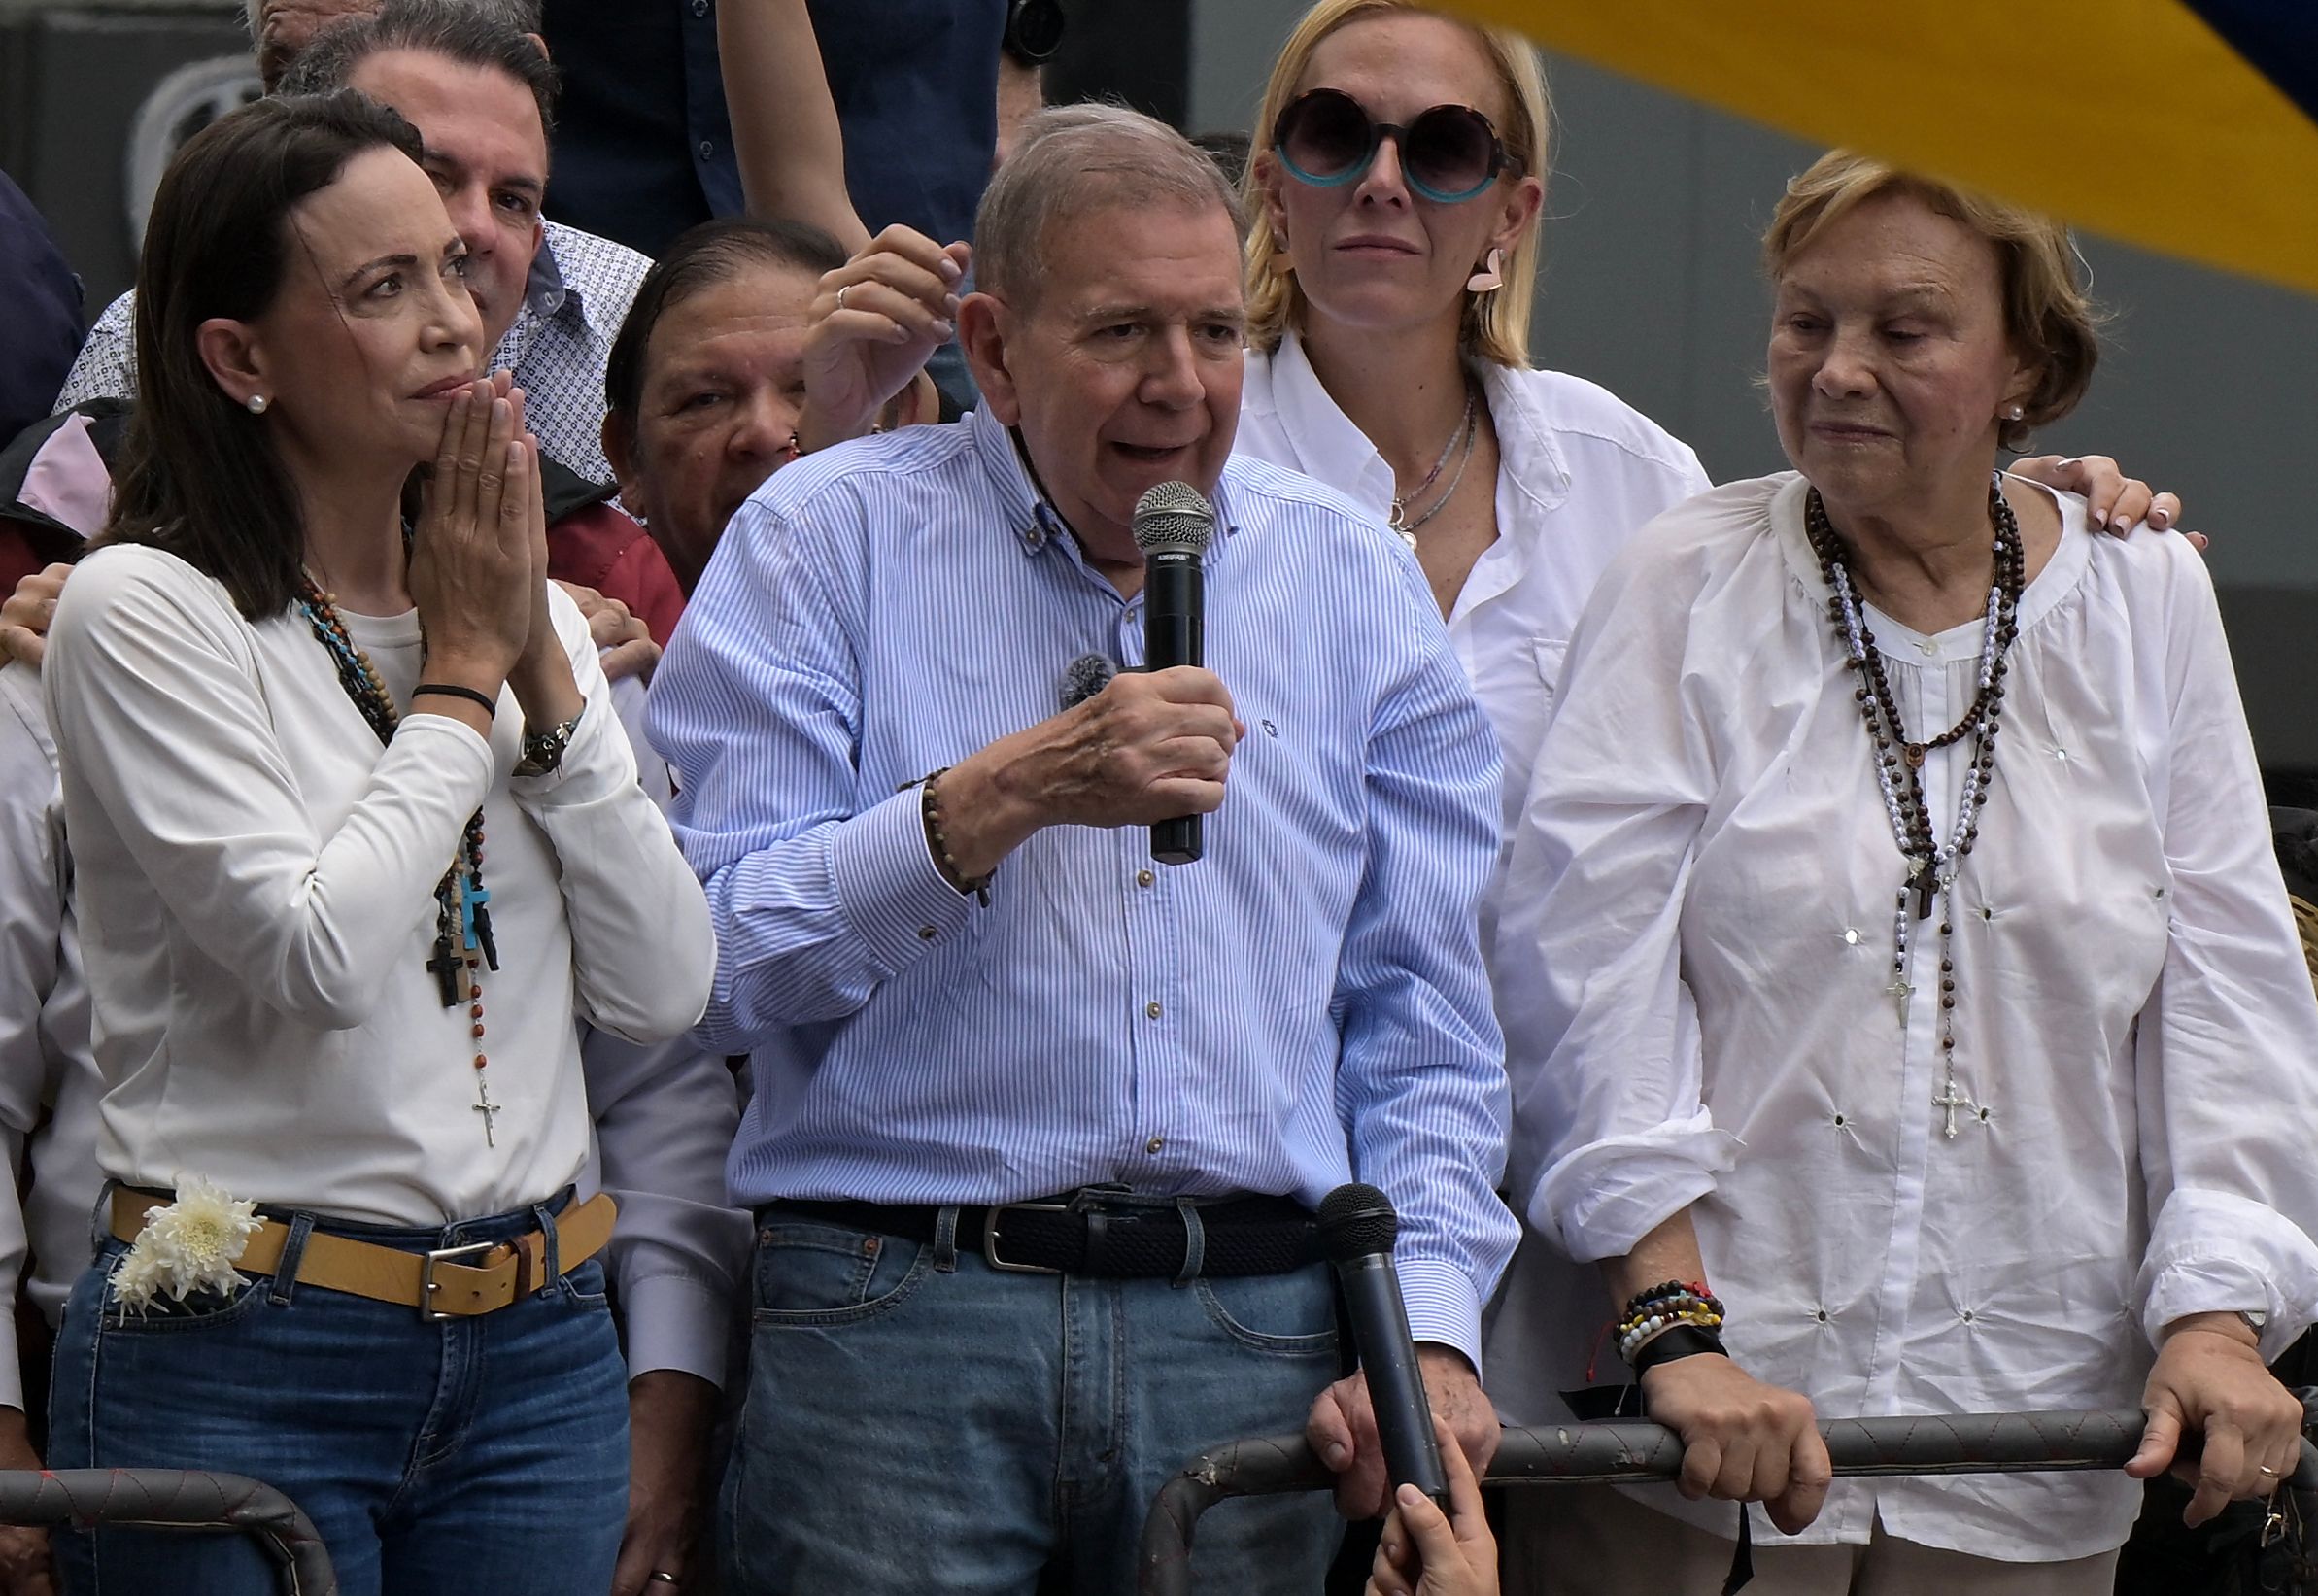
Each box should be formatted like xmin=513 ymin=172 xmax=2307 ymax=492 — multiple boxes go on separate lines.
xmin=647 ymin=104 xmax=1513 ymax=1593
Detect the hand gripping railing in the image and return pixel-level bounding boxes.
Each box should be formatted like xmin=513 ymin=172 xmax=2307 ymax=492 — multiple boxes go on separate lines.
xmin=0 ymin=1468 xmax=338 ymax=1595
xmin=1136 ymin=1409 xmax=2318 ymax=1596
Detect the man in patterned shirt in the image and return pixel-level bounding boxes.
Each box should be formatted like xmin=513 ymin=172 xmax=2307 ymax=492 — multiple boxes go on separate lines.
xmin=52 ymin=0 xmax=644 ymax=488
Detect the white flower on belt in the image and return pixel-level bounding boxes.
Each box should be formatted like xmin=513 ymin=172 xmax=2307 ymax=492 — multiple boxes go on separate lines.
xmin=110 ymin=1176 xmax=263 ymax=1314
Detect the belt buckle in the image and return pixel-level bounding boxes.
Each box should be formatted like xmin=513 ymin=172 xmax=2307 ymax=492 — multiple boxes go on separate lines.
xmin=980 ymin=1203 xmax=1069 ymax=1274
xmin=419 ymin=1239 xmax=499 ymax=1320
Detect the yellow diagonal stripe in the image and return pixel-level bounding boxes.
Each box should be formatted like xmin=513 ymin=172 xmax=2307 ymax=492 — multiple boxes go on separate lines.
xmin=1450 ymin=0 xmax=2318 ymax=296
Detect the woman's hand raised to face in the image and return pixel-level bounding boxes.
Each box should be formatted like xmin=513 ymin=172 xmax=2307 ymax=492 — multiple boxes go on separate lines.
xmin=409 ymin=376 xmax=533 ymax=699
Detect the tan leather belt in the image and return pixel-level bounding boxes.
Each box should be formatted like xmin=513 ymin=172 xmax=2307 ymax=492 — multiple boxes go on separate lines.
xmin=109 ymin=1188 xmax=618 ymax=1319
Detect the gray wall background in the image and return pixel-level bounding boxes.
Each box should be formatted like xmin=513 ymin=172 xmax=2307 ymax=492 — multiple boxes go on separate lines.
xmin=1192 ymin=1 xmax=2318 ymax=776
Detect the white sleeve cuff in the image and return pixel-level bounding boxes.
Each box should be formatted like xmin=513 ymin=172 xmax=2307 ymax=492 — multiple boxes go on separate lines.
xmin=2139 ymin=1187 xmax=2318 ymax=1362
xmin=1398 ymin=1256 xmax=1486 ymax=1376
xmin=618 ymin=1271 xmax=737 ymax=1390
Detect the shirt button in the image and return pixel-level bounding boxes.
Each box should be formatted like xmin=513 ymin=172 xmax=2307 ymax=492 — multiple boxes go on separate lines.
xmin=1145 ymin=1137 xmax=1165 ymax=1154
xmin=1144 ymin=1001 xmax=1162 ymax=1020
xmin=917 ymin=925 xmax=937 ymax=941
xmin=690 ymin=0 xmax=708 ymax=13
xmin=698 ymin=139 xmax=716 ymax=161
xmin=1916 ymin=640 xmax=1937 ymax=657
xmin=1136 ymin=869 xmax=1155 ymax=889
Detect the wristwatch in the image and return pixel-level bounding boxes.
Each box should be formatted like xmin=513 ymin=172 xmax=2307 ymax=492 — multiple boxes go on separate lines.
xmin=1003 ymin=0 xmax=1066 ymax=65
xmin=514 ymin=711 xmax=582 ymax=778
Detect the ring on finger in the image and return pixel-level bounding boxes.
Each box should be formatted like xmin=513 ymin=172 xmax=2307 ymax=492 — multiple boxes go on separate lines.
xmin=647 ymin=1575 xmax=679 ymax=1586
xmin=2260 ymin=1464 xmax=2284 ymax=1478
xmin=835 ymin=285 xmax=851 ymax=312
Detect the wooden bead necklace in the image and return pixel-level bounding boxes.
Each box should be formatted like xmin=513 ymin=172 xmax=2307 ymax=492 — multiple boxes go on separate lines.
xmin=296 ymin=581 xmax=504 ymax=1146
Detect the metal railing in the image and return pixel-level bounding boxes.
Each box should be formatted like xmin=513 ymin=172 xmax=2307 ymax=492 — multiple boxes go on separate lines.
xmin=0 ymin=1468 xmax=338 ymax=1594
xmin=1137 ymin=1409 xmax=2318 ymax=1595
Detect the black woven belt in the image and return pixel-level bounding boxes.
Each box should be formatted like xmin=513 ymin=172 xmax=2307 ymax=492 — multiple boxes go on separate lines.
xmin=772 ymin=1191 xmax=1319 ymax=1278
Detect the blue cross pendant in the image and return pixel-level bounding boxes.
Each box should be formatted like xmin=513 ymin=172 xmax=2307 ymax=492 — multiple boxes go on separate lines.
xmin=458 ymin=870 xmax=499 ymax=971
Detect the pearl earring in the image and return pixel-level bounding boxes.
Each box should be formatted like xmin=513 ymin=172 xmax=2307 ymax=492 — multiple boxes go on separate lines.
xmin=2004 ymin=403 xmax=2025 ymax=422
xmin=1464 ymin=247 xmax=1504 ymax=295
xmin=247 ymin=393 xmax=270 ymax=415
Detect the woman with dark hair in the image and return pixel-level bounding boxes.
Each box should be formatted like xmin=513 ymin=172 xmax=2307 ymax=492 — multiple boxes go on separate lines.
xmin=38 ymin=90 xmax=712 ymax=1594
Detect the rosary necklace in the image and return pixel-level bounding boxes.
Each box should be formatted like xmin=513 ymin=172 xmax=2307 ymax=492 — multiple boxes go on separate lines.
xmin=296 ymin=582 xmax=504 ymax=1146
xmin=1804 ymin=474 xmax=2024 ymax=1139
xmin=1387 ymin=383 xmax=1479 ymax=549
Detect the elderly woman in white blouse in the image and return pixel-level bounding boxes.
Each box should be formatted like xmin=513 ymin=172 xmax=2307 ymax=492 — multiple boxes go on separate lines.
xmin=1487 ymin=151 xmax=2318 ymax=1594
xmin=37 ymin=93 xmax=713 ymax=1595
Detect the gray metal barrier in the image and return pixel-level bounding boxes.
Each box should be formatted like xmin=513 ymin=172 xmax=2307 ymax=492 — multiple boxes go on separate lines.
xmin=1138 ymin=1409 xmax=2318 ymax=1595
xmin=0 ymin=1468 xmax=337 ymax=1594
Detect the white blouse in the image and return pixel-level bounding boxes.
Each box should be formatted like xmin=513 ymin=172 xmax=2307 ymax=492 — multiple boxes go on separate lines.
xmin=43 ymin=544 xmax=715 ymax=1227
xmin=1485 ymin=473 xmax=2318 ymax=1558
xmin=1237 ymin=331 xmax=1710 ymax=853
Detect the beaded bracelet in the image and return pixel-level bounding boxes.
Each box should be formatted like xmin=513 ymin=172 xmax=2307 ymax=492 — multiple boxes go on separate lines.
xmin=1619 ymin=1304 xmax=1725 ymax=1365
xmin=919 ymin=767 xmax=993 ymax=906
xmin=1630 ymin=1322 xmax=1728 ymax=1376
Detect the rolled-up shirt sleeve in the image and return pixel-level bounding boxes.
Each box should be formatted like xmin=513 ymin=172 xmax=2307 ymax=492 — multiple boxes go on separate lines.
xmin=1497 ymin=539 xmax=1738 ymax=1267
xmin=2131 ymin=548 xmax=2318 ymax=1359
xmin=512 ymin=585 xmax=713 ymax=1044
xmin=648 ymin=498 xmax=972 ymax=1054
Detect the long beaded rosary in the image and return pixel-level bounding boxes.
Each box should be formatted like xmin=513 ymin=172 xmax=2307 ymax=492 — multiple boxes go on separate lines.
xmin=1803 ymin=473 xmax=2024 ymax=1139
xmin=295 ymin=581 xmax=505 ymax=1146
xmin=1387 ymin=381 xmax=1480 ymax=550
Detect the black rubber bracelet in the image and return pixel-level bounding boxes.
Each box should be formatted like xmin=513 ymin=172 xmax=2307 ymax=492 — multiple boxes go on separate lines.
xmin=1629 ymin=1323 xmax=1728 ymax=1376
xmin=411 ymin=682 xmax=497 ymax=718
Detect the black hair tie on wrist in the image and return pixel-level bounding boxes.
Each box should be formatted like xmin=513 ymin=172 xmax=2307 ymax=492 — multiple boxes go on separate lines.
xmin=411 ymin=682 xmax=498 ymax=718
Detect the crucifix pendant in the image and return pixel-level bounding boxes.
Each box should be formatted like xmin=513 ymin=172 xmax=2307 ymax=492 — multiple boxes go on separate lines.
xmin=1910 ymin=861 xmax=1938 ymax=921
xmin=472 ymin=1069 xmax=500 ymax=1147
xmin=1932 ymin=1071 xmax=1975 ymax=1139
xmin=426 ymin=937 xmax=463 ymax=1007
xmin=1886 ymin=975 xmax=1914 ymax=1027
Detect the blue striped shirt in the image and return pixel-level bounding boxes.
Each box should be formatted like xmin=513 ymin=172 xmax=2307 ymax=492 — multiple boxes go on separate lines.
xmin=647 ymin=405 xmax=1517 ymax=1358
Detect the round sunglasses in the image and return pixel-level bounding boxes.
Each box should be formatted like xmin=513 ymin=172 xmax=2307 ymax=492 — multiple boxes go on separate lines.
xmin=1272 ymin=87 xmax=1517 ymax=205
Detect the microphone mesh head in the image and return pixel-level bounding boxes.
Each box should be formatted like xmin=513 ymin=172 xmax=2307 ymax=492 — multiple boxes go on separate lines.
xmin=1058 ymin=653 xmax=1117 ymax=709
xmin=1315 ymin=1182 xmax=1399 ymax=1262
xmin=1132 ymin=481 xmax=1215 ymax=558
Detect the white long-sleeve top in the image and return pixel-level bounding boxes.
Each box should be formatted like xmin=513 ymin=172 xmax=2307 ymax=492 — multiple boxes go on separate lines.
xmin=1485 ymin=472 xmax=2318 ymax=1559
xmin=42 ymin=543 xmax=714 ymax=1226
xmin=0 ymin=654 xmax=741 ymax=1399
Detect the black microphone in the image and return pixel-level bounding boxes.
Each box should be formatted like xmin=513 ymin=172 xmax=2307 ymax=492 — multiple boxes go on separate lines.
xmin=1131 ymin=481 xmax=1214 ymax=866
xmin=1316 ymin=1182 xmax=1449 ymax=1508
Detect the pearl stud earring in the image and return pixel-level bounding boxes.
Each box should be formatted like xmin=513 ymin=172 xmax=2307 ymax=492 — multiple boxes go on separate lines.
xmin=247 ymin=393 xmax=270 ymax=415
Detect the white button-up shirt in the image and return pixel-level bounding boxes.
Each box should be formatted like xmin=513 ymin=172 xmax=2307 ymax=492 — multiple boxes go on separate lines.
xmin=1236 ymin=331 xmax=1710 ymax=857
xmin=1486 ymin=473 xmax=2318 ymax=1559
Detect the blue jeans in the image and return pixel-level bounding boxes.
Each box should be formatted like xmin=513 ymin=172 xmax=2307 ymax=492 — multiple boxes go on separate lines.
xmin=719 ymin=1203 xmax=1343 ymax=1595
xmin=49 ymin=1192 xmax=630 ymax=1596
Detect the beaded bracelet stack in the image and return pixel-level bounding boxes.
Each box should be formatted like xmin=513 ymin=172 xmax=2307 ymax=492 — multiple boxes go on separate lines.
xmin=1617 ymin=1279 xmax=1727 ymax=1371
